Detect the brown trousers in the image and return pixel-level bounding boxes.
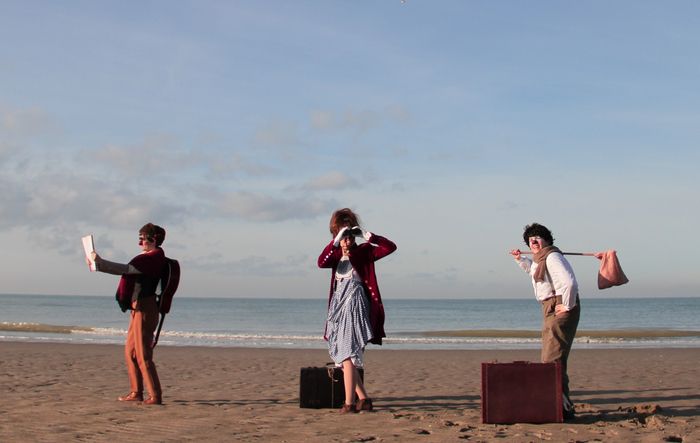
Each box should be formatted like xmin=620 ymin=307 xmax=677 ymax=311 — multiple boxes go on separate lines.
xmin=125 ymin=296 xmax=162 ymax=399
xmin=541 ymin=296 xmax=580 ymax=399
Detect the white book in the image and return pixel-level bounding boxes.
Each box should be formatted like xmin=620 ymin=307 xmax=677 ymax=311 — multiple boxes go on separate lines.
xmin=82 ymin=234 xmax=97 ymax=272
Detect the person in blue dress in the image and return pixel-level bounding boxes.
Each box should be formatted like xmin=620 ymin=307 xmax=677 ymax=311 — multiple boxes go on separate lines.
xmin=318 ymin=208 xmax=396 ymax=413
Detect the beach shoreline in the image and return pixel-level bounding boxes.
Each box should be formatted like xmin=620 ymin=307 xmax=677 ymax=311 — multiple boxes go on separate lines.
xmin=3 ymin=295 xmax=699 ymax=351
xmin=1 ymin=341 xmax=698 ymax=442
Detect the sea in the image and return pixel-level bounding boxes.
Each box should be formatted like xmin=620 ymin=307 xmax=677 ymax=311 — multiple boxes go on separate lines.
xmin=1 ymin=294 xmax=698 ymax=350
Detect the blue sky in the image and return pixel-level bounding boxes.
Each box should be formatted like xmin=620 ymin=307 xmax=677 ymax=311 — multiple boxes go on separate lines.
xmin=1 ymin=1 xmax=697 ymax=299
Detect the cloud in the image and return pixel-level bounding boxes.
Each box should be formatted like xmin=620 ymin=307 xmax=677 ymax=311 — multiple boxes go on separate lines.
xmin=0 ymin=105 xmax=59 ymax=162
xmin=248 ymin=107 xmax=412 ymax=160
xmin=86 ymin=133 xmax=284 ymax=181
xmin=207 ymin=152 xmax=278 ymax=177
xmin=0 ymin=140 xmax=17 ymax=162
xmin=0 ymin=172 xmax=189 ymax=253
xmin=0 ymin=105 xmax=56 ymax=138
xmin=298 ymin=171 xmax=360 ymax=192
xmin=86 ymin=134 xmax=200 ymax=178
xmin=309 ymin=105 xmax=411 ymax=134
xmin=210 ymin=190 xmax=336 ymax=222
xmin=187 ymin=252 xmax=311 ymax=276
xmin=253 ymin=120 xmax=306 ymax=151
xmin=0 ymin=115 xmax=340 ymax=259
xmin=0 ymin=177 xmax=30 ymax=229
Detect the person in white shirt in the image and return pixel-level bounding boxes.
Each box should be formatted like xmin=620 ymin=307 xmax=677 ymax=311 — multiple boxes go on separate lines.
xmin=510 ymin=223 xmax=580 ymax=420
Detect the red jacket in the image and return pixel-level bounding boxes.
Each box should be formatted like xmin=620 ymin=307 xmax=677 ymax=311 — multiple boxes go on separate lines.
xmin=318 ymin=234 xmax=397 ymax=345
xmin=116 ymin=248 xmax=165 ymax=312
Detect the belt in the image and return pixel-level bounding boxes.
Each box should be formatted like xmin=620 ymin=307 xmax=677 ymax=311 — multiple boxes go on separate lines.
xmin=541 ymin=294 xmax=579 ymax=305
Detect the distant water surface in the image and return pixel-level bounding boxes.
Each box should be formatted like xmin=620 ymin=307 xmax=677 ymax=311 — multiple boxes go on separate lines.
xmin=1 ymin=294 xmax=698 ymax=350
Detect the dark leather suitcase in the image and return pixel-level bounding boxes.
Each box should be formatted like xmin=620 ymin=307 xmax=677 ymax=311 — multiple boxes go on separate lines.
xmin=481 ymin=361 xmax=563 ymax=424
xmin=299 ymin=365 xmax=364 ymax=408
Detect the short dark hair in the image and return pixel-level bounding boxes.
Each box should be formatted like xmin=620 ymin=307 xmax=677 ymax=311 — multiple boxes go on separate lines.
xmin=522 ymin=223 xmax=554 ymax=246
xmin=140 ymin=223 xmax=166 ymax=247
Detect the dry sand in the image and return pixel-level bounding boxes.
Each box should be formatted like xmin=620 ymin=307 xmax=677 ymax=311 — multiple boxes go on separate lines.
xmin=1 ymin=342 xmax=698 ymax=442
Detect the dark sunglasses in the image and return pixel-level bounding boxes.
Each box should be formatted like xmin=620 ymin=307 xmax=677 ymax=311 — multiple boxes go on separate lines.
xmin=139 ymin=236 xmax=154 ymax=243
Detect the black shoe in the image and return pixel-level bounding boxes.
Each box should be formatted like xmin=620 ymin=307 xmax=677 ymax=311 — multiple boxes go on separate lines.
xmin=562 ymin=394 xmax=575 ymax=420
xmin=563 ymin=407 xmax=576 ymax=421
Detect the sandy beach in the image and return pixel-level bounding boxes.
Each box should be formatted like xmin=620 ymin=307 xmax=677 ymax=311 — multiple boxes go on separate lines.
xmin=1 ymin=342 xmax=698 ymax=442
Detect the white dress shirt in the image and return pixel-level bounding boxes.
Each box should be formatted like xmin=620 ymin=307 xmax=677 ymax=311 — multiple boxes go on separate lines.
xmin=516 ymin=252 xmax=579 ymax=310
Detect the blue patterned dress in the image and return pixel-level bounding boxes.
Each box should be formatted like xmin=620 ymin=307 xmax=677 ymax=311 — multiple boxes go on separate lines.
xmin=327 ymin=257 xmax=373 ymax=367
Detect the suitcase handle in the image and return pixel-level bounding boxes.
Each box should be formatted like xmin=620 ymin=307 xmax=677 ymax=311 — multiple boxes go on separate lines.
xmin=326 ymin=363 xmax=341 ymax=382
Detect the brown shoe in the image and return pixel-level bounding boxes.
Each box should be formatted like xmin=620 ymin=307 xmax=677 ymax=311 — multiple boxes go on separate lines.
xmin=118 ymin=392 xmax=143 ymax=402
xmin=356 ymin=398 xmax=373 ymax=412
xmin=144 ymin=396 xmax=162 ymax=405
xmin=339 ymin=403 xmax=357 ymax=413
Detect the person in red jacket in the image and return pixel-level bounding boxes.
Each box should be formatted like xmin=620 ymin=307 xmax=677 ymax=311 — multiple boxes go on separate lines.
xmin=92 ymin=223 xmax=166 ymax=405
xmin=318 ymin=208 xmax=396 ymax=413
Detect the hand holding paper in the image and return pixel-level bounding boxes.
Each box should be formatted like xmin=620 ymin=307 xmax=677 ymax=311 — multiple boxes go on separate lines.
xmin=82 ymin=235 xmax=97 ymax=271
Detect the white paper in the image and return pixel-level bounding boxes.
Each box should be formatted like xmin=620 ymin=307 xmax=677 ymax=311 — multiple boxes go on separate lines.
xmin=82 ymin=234 xmax=97 ymax=271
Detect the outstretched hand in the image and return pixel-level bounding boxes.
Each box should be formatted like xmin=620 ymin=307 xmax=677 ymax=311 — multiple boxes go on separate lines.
xmin=90 ymin=252 xmax=102 ymax=270
xmin=509 ymin=249 xmax=522 ymax=260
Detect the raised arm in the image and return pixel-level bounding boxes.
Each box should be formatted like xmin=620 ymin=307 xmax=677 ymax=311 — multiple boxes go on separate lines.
xmin=366 ymin=233 xmax=397 ymax=261
xmin=317 ymin=241 xmax=342 ymax=268
xmin=92 ymin=253 xmax=142 ymax=276
xmin=510 ymin=249 xmax=533 ymax=273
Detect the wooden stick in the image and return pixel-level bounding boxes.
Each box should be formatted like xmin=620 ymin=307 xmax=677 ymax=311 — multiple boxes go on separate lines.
xmin=518 ymin=251 xmax=596 ymax=256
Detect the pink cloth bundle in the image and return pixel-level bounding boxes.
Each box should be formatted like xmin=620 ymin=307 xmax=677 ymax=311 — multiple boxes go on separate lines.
xmin=594 ymin=250 xmax=629 ymax=289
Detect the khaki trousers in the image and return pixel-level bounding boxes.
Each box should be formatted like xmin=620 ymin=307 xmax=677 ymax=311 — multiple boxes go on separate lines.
xmin=541 ymin=296 xmax=580 ymax=399
xmin=124 ymin=296 xmax=162 ymax=399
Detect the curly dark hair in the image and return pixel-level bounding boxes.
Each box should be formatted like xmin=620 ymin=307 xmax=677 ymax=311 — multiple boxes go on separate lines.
xmin=139 ymin=222 xmax=166 ymax=247
xmin=329 ymin=208 xmax=361 ymax=237
xmin=522 ymin=222 xmax=554 ymax=247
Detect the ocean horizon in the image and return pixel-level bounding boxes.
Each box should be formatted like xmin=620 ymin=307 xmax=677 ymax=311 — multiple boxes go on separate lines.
xmin=1 ymin=294 xmax=698 ymax=350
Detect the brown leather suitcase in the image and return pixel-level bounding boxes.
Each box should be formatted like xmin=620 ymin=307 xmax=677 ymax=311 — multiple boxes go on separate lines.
xmin=299 ymin=365 xmax=364 ymax=408
xmin=481 ymin=361 xmax=563 ymax=424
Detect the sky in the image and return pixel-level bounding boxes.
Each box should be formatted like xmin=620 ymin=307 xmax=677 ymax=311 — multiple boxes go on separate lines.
xmin=1 ymin=1 xmax=698 ymax=300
